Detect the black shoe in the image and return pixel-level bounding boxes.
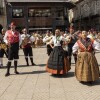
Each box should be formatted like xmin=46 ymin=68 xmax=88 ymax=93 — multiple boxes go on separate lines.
xmin=32 ymin=63 xmax=36 ymax=66
xmin=27 ymin=63 xmax=29 ymax=66
xmin=14 ymin=71 xmax=19 ymax=74
xmin=5 ymin=73 xmax=10 ymax=77
xmin=0 ymin=64 xmax=3 ymax=68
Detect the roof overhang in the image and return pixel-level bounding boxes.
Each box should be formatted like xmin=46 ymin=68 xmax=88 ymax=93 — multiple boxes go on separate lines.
xmin=7 ymin=0 xmax=73 ymax=2
xmin=7 ymin=0 xmax=76 ymax=9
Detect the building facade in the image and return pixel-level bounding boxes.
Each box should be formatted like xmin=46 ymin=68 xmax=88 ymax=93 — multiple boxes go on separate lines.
xmin=72 ymin=0 xmax=100 ymax=31
xmin=6 ymin=0 xmax=74 ymax=33
xmin=0 ymin=0 xmax=7 ymax=31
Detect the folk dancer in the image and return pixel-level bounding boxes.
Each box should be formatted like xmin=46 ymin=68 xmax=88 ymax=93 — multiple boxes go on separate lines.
xmin=4 ymin=22 xmax=22 ymax=76
xmin=43 ymin=30 xmax=53 ymax=56
xmin=21 ymin=28 xmax=36 ymax=66
xmin=46 ymin=29 xmax=70 ymax=75
xmin=73 ymin=31 xmax=100 ymax=82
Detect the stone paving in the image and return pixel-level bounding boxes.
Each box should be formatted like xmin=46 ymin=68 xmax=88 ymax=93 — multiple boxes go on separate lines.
xmin=0 ymin=47 xmax=100 ymax=100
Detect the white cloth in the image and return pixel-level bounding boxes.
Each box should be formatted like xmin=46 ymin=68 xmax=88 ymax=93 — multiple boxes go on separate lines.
xmin=72 ymin=40 xmax=100 ymax=53
xmin=4 ymin=30 xmax=22 ymax=46
xmin=43 ymin=35 xmax=52 ymax=45
xmin=21 ymin=34 xmax=35 ymax=43
xmin=87 ymin=34 xmax=96 ymax=40
xmin=50 ymin=36 xmax=68 ymax=47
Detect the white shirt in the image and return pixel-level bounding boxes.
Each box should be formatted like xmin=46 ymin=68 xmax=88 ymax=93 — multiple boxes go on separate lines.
xmin=72 ymin=40 xmax=100 ymax=53
xmin=50 ymin=36 xmax=68 ymax=47
xmin=87 ymin=34 xmax=97 ymax=40
xmin=21 ymin=34 xmax=35 ymax=43
xmin=4 ymin=30 xmax=22 ymax=46
xmin=43 ymin=35 xmax=52 ymax=45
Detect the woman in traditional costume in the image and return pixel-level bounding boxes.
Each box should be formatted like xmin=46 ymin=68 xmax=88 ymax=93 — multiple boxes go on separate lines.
xmin=73 ymin=31 xmax=100 ymax=82
xmin=46 ymin=29 xmax=70 ymax=75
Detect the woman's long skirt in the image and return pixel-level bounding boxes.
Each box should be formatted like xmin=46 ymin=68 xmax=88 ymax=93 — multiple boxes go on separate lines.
xmin=46 ymin=46 xmax=70 ymax=74
xmin=75 ymin=52 xmax=99 ymax=82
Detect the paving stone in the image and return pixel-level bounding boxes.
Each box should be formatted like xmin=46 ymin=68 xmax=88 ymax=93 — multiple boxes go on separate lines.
xmin=0 ymin=48 xmax=100 ymax=100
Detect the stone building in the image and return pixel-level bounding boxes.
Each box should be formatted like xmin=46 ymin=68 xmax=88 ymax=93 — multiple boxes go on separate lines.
xmin=0 ymin=0 xmax=7 ymax=31
xmin=72 ymin=0 xmax=100 ymax=31
xmin=6 ymin=0 xmax=75 ymax=33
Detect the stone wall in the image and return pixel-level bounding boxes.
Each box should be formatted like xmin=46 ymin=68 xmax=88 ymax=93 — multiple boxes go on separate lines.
xmin=72 ymin=0 xmax=100 ymax=31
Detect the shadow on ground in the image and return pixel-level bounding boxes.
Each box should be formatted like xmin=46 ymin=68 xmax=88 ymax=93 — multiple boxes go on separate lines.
xmin=37 ymin=64 xmax=46 ymax=67
xmin=50 ymin=72 xmax=74 ymax=78
xmin=79 ymin=79 xmax=100 ymax=86
xmin=12 ymin=70 xmax=47 ymax=75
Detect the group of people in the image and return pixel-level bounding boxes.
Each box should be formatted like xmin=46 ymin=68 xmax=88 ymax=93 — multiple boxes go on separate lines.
xmin=0 ymin=22 xmax=100 ymax=84
xmin=0 ymin=22 xmax=36 ymax=76
xmin=44 ymin=28 xmax=100 ymax=83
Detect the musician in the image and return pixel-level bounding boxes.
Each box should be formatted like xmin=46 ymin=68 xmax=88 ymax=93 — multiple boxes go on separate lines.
xmin=60 ymin=31 xmax=68 ymax=57
xmin=1 ymin=29 xmax=8 ymax=58
xmin=66 ymin=27 xmax=78 ymax=66
xmin=21 ymin=28 xmax=35 ymax=66
xmin=4 ymin=22 xmax=22 ymax=76
xmin=0 ymin=29 xmax=5 ymax=68
xmin=43 ymin=30 xmax=53 ymax=56
xmin=87 ymin=29 xmax=97 ymax=41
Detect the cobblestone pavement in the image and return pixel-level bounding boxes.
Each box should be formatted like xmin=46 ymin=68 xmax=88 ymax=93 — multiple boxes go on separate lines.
xmin=0 ymin=48 xmax=100 ymax=100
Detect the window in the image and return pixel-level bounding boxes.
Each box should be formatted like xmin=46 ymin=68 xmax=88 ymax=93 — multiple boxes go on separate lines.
xmin=12 ymin=8 xmax=23 ymax=18
xmin=28 ymin=8 xmax=51 ymax=17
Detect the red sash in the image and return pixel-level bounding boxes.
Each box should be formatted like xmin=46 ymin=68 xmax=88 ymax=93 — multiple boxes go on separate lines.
xmin=77 ymin=40 xmax=93 ymax=52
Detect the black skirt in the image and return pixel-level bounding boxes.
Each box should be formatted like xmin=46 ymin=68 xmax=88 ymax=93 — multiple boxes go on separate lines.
xmin=48 ymin=46 xmax=65 ymax=70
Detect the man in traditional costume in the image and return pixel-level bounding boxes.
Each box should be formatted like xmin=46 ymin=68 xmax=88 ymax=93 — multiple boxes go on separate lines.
xmin=66 ymin=27 xmax=78 ymax=66
xmin=4 ymin=22 xmax=22 ymax=76
xmin=43 ymin=30 xmax=53 ymax=56
xmin=46 ymin=29 xmax=70 ymax=75
xmin=0 ymin=29 xmax=6 ymax=68
xmin=1 ymin=28 xmax=8 ymax=58
xmin=87 ymin=29 xmax=97 ymax=41
xmin=73 ymin=31 xmax=100 ymax=82
xmin=21 ymin=28 xmax=35 ymax=66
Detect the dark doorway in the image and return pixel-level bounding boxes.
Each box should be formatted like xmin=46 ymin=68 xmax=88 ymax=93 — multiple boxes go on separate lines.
xmin=0 ymin=24 xmax=3 ymax=33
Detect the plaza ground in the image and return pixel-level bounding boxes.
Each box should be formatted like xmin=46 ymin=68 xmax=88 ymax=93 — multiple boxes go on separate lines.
xmin=0 ymin=47 xmax=100 ymax=100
